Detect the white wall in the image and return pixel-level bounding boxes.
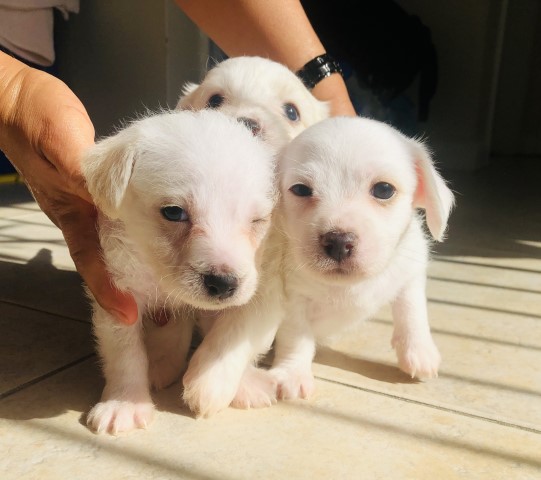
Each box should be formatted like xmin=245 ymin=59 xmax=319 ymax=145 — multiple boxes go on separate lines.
xmin=397 ymin=0 xmax=508 ymax=170
xmin=491 ymin=0 xmax=541 ymax=157
xmin=55 ymin=1 xmax=540 ymax=166
xmin=55 ymin=0 xmax=207 ymax=137
xmin=165 ymin=1 xmax=209 ymax=108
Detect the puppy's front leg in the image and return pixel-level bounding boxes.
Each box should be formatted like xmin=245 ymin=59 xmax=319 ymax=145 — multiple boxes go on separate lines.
xmin=391 ymin=275 xmax=441 ymax=379
xmin=269 ymin=301 xmax=316 ymax=400
xmin=86 ymin=303 xmax=154 ymax=434
xmin=145 ymin=310 xmax=194 ymax=390
xmin=183 ymin=304 xmax=280 ymax=417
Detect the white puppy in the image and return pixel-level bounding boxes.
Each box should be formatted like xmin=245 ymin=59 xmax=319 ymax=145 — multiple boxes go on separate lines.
xmin=177 ymin=56 xmax=329 ymax=151
xmin=82 ymin=110 xmax=277 ymax=434
xmin=181 ymin=219 xmax=285 ymax=417
xmin=175 ymin=56 xmax=328 ymax=417
xmin=269 ymin=116 xmax=455 ymax=399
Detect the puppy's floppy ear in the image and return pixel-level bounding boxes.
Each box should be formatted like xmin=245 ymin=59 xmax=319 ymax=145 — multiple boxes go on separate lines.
xmin=82 ymin=127 xmax=137 ymax=219
xmin=408 ymin=139 xmax=455 ymax=241
xmin=176 ymin=82 xmax=200 ymax=110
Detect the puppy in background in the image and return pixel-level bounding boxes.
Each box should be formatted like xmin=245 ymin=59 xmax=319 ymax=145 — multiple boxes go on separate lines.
xmin=82 ymin=110 xmax=277 ymax=434
xmin=176 ymin=56 xmax=329 ymax=151
xmin=269 ymin=116 xmax=455 ymax=400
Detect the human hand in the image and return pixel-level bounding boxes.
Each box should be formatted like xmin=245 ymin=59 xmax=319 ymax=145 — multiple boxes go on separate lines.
xmin=0 ymin=54 xmax=138 ymax=325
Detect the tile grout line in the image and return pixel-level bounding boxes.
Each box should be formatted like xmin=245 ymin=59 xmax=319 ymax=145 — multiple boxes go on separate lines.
xmin=370 ymin=318 xmax=541 ymax=352
xmin=2 ymin=351 xmax=540 ymax=436
xmin=434 ymin=257 xmax=541 ymax=275
xmin=0 ymin=299 xmax=90 ymax=324
xmin=427 ymin=275 xmax=541 ymax=295
xmin=0 ymin=353 xmax=96 ymax=401
xmin=427 ymin=298 xmax=541 ymax=319
xmin=317 ymin=375 xmax=541 ymax=435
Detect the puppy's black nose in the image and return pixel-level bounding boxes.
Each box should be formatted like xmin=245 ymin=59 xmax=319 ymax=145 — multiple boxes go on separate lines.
xmin=237 ymin=117 xmax=262 ymax=136
xmin=320 ymin=232 xmax=357 ymax=262
xmin=203 ymin=274 xmax=238 ymax=299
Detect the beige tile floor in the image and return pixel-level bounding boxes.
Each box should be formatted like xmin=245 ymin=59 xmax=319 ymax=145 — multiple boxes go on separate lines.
xmin=1 ymin=158 xmax=540 ymax=480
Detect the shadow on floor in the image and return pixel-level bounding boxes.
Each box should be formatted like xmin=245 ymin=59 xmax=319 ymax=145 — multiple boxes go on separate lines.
xmin=437 ymin=158 xmax=541 ymax=259
xmin=0 ymin=248 xmax=90 ymax=320
xmin=315 ymin=346 xmax=418 ymax=385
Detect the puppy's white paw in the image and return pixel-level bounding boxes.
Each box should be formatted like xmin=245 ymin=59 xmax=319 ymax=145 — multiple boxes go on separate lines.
xmin=270 ymin=367 xmax=315 ymax=400
xmin=231 ymin=365 xmax=277 ymax=409
xmin=87 ymin=400 xmax=155 ymax=435
xmin=392 ymin=334 xmax=441 ymax=379
xmin=183 ymin=361 xmax=239 ymax=418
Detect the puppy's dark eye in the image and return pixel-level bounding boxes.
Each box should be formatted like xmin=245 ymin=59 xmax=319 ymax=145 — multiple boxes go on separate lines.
xmin=161 ymin=205 xmax=189 ymax=222
xmin=283 ymin=103 xmax=300 ymax=121
xmin=371 ymin=182 xmax=396 ymax=200
xmin=207 ymin=94 xmax=224 ymax=109
xmin=290 ymin=184 xmax=313 ymax=197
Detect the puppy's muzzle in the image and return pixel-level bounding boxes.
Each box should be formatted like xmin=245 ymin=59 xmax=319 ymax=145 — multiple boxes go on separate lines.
xmin=237 ymin=117 xmax=262 ymax=137
xmin=320 ymin=231 xmax=357 ymax=262
xmin=203 ymin=273 xmax=239 ymax=299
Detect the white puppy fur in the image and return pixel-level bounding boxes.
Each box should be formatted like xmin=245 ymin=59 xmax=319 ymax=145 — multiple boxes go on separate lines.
xmin=82 ymin=110 xmax=277 ymax=434
xmin=177 ymin=56 xmax=329 ymax=151
xmin=269 ymin=116 xmax=455 ymax=399
xmin=173 ymin=56 xmax=330 ymax=417
xmin=181 ymin=223 xmax=285 ymax=417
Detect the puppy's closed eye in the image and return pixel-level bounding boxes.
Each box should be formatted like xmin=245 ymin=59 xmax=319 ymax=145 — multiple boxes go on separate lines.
xmin=252 ymin=215 xmax=271 ymax=224
xmin=161 ymin=205 xmax=189 ymax=222
xmin=251 ymin=215 xmax=272 ymax=237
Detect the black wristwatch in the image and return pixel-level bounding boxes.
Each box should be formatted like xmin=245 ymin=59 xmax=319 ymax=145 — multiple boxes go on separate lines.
xmin=296 ymin=53 xmax=343 ymax=90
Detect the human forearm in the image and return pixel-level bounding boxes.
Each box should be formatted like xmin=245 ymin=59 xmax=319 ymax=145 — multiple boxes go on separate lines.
xmin=176 ymin=0 xmax=323 ymax=69
xmin=0 ymin=52 xmax=28 ymax=146
xmin=175 ymin=0 xmax=356 ymax=116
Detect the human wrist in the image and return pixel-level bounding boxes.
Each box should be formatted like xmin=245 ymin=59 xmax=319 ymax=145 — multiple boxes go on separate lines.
xmin=311 ymin=73 xmax=356 ymax=117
